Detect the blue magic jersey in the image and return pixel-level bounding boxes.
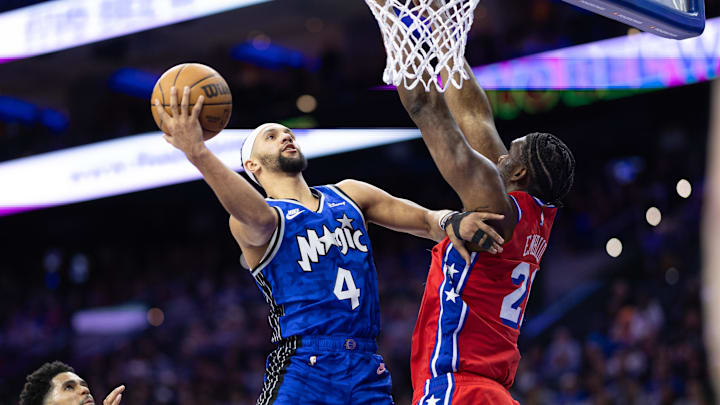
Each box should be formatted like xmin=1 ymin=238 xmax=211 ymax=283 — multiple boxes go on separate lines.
xmin=249 ymin=185 xmax=381 ymax=342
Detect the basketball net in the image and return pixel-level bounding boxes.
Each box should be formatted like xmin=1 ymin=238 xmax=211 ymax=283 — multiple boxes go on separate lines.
xmin=365 ymin=0 xmax=479 ymax=92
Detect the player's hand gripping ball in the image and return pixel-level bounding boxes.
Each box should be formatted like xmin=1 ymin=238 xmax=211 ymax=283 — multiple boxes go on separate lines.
xmin=151 ymin=63 xmax=232 ymax=141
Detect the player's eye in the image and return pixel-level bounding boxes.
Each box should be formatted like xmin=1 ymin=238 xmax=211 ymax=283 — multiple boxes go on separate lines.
xmin=65 ymin=385 xmax=73 ymax=390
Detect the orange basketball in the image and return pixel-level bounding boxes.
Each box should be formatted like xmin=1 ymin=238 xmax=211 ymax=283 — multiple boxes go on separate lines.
xmin=151 ymin=63 xmax=232 ymax=141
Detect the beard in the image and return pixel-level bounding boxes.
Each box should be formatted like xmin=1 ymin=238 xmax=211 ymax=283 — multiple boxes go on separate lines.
xmin=279 ymin=151 xmax=308 ymax=173
xmin=261 ymin=150 xmax=308 ymax=174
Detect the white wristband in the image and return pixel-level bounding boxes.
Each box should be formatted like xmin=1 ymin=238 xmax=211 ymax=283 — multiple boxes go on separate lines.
xmin=439 ymin=210 xmax=459 ymax=231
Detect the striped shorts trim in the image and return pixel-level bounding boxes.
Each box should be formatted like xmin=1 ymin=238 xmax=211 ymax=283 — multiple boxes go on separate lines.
xmin=256 ymin=336 xmax=300 ymax=405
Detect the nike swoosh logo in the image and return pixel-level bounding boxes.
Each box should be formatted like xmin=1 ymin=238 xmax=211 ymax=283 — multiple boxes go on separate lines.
xmin=286 ymin=210 xmax=305 ymax=220
xmin=328 ymin=202 xmax=346 ymax=207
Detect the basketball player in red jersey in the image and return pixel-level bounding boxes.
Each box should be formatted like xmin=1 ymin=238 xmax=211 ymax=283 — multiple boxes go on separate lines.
xmin=392 ymin=13 xmax=576 ymax=405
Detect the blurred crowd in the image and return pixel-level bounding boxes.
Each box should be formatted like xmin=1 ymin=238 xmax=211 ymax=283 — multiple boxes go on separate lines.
xmin=512 ymin=275 xmax=709 ymax=405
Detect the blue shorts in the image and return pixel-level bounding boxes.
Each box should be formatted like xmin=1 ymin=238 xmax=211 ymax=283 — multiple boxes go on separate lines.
xmin=256 ymin=336 xmax=394 ymax=405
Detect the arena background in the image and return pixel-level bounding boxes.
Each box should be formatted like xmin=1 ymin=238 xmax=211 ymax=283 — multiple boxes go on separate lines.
xmin=0 ymin=0 xmax=717 ymax=403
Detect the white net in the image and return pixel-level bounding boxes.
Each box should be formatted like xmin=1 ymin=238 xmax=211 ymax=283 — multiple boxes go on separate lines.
xmin=365 ymin=0 xmax=480 ymax=92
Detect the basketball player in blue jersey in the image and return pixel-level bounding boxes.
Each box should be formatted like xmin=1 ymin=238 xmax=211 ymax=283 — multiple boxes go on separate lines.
xmin=154 ymin=86 xmax=504 ymax=405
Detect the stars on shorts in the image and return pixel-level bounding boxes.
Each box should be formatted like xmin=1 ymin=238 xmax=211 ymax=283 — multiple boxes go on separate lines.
xmin=445 ymin=263 xmax=459 ymax=278
xmin=425 ymin=395 xmax=440 ymax=405
xmin=442 ymin=263 xmax=463 ymax=303
xmin=444 ymin=289 xmax=460 ymax=303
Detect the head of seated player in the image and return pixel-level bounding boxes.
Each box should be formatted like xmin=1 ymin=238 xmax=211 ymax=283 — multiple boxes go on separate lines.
xmin=20 ymin=361 xmax=93 ymax=405
xmin=241 ymin=123 xmax=309 ymax=190
xmin=497 ymin=132 xmax=575 ymax=207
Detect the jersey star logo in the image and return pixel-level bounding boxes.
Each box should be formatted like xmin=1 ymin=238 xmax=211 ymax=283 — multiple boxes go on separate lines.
xmin=445 ymin=288 xmax=460 ymax=303
xmin=336 ymin=213 xmax=354 ymax=229
xmin=425 ymin=395 xmax=440 ymax=405
xmin=318 ymin=225 xmax=338 ymax=252
xmin=446 ymin=263 xmax=460 ymax=278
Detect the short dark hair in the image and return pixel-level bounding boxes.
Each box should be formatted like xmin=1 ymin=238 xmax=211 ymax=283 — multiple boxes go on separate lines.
xmin=522 ymin=132 xmax=575 ymax=206
xmin=19 ymin=361 xmax=75 ymax=405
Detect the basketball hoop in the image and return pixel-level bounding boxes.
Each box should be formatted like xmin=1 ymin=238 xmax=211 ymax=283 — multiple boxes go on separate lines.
xmin=365 ymin=0 xmax=480 ymax=92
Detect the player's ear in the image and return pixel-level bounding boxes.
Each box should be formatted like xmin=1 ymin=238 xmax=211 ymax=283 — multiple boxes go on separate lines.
xmin=511 ymin=165 xmax=528 ymax=184
xmin=245 ymin=159 xmax=260 ymax=177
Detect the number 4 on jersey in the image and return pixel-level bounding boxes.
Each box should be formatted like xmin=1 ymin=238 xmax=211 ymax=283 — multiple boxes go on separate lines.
xmin=334 ymin=267 xmax=360 ymax=309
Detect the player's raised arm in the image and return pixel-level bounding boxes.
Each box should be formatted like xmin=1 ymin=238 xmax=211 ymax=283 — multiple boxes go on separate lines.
xmin=336 ymin=179 xmax=505 ymax=259
xmin=413 ymin=0 xmax=507 ymax=162
xmin=395 ymin=84 xmax=516 ymax=239
xmin=438 ymin=58 xmax=507 ymax=163
xmin=154 ymin=86 xmax=277 ymax=247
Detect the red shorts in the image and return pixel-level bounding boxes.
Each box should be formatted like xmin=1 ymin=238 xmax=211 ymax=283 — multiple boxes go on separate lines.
xmin=413 ymin=373 xmax=519 ymax=405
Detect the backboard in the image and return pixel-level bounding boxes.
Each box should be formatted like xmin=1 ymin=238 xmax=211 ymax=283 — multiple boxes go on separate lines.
xmin=562 ymin=0 xmax=705 ymax=39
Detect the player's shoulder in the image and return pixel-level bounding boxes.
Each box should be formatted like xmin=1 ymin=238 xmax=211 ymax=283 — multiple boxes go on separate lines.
xmin=508 ymin=191 xmax=557 ymax=222
xmin=334 ymin=179 xmax=367 ymax=194
xmin=509 ymin=191 xmax=556 ymax=209
xmin=320 ymin=180 xmax=357 ymax=200
xmin=332 ymin=179 xmax=373 ymax=209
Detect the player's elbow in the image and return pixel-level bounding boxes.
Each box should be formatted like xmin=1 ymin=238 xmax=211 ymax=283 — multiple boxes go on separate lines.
xmin=446 ymin=145 xmax=486 ymax=178
xmin=407 ymin=98 xmax=428 ymax=120
xmin=402 ymin=90 xmax=438 ymax=122
xmin=408 ymin=98 xmax=458 ymax=135
xmin=445 ymin=153 xmax=503 ymax=195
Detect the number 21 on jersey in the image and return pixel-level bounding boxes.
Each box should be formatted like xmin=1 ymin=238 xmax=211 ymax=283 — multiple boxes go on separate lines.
xmin=499 ymin=262 xmax=537 ymax=329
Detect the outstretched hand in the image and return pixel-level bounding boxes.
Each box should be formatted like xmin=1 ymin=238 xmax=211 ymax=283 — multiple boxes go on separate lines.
xmin=103 ymin=385 xmax=125 ymax=405
xmin=446 ymin=212 xmax=504 ymax=263
xmin=154 ymin=86 xmax=206 ymax=158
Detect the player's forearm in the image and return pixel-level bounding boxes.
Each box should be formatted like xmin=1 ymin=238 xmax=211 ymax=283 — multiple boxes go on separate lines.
xmin=439 ymin=60 xmax=493 ymax=123
xmin=399 ymin=89 xmax=509 ymax=220
xmin=399 ymin=87 xmax=496 ymax=191
xmin=439 ymin=59 xmax=508 ymax=162
xmin=187 ymin=147 xmax=275 ymax=229
xmin=367 ymin=198 xmax=433 ymax=240
xmin=356 ymin=187 xmax=436 ymax=241
xmin=395 ymin=51 xmax=487 ymax=193
xmin=387 ymin=199 xmax=443 ymax=241
xmin=419 ymin=128 xmax=499 ymax=202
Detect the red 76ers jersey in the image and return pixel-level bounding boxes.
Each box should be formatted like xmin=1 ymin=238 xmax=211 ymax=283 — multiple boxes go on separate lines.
xmin=411 ymin=191 xmax=557 ymax=400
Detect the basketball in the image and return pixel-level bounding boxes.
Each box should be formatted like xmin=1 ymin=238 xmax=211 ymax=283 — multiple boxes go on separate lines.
xmin=151 ymin=63 xmax=232 ymax=141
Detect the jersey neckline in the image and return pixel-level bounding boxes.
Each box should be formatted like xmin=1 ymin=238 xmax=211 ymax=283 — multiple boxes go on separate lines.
xmin=266 ymin=187 xmax=325 ymax=214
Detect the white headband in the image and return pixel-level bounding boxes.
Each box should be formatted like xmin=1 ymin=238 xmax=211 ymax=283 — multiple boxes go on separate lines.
xmin=241 ymin=123 xmax=281 ymax=185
